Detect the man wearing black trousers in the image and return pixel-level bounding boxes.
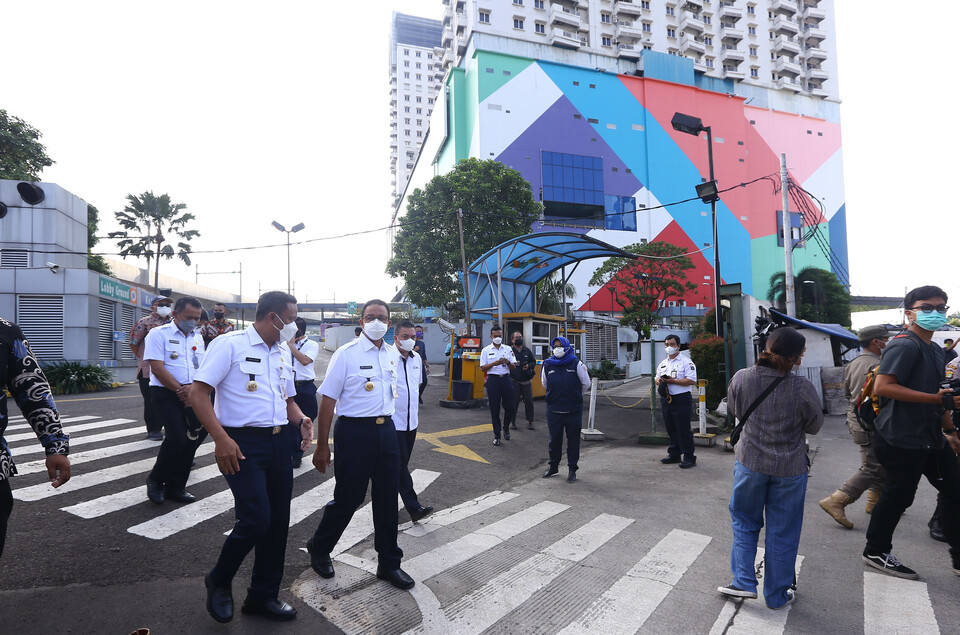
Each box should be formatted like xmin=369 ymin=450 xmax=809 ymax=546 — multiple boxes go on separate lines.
xmin=507 ymin=331 xmax=537 ymax=431
xmin=287 ymin=318 xmax=319 ymax=468
xmin=655 ymin=334 xmax=698 ymax=469
xmin=540 ymin=336 xmax=591 ymax=483
xmin=394 ymin=321 xmax=434 ymax=522
xmin=479 ymin=325 xmax=517 ymax=446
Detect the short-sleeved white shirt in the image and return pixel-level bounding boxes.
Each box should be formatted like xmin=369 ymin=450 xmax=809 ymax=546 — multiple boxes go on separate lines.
xmin=293 ymin=337 xmax=320 ymax=382
xmin=144 ymin=321 xmax=206 ymax=387
xmin=656 ymin=353 xmax=698 ymax=395
xmin=319 ymin=335 xmax=400 ymax=417
xmin=480 ymin=343 xmax=517 ymax=376
xmin=194 ymin=326 xmax=295 ymax=428
xmin=394 ymin=349 xmax=422 ymax=431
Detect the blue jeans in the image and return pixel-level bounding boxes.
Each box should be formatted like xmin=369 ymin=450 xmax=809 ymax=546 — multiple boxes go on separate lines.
xmin=729 ymin=461 xmax=807 ymax=608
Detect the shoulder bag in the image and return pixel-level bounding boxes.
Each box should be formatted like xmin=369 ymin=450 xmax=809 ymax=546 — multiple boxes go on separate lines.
xmin=728 ymin=375 xmax=787 ymax=447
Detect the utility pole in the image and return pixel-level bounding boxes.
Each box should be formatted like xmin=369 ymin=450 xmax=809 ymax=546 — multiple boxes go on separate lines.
xmin=457 ymin=208 xmax=472 ymax=332
xmin=781 ymin=153 xmax=797 ymax=317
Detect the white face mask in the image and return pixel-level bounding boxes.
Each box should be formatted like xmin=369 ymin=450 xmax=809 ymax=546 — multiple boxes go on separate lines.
xmin=665 ymin=346 xmax=678 ymax=356
xmin=274 ymin=315 xmax=298 ymax=341
xmin=363 ymin=318 xmax=389 ymax=341
xmin=553 ymin=347 xmax=566 ymax=358
xmin=156 ymin=306 xmax=172 ymax=318
xmin=492 ymin=337 xmax=502 ymax=345
xmin=397 ymin=338 xmax=416 ymax=352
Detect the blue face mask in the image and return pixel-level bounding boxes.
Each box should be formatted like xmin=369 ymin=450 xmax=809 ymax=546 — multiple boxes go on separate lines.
xmin=914 ymin=310 xmax=947 ymax=332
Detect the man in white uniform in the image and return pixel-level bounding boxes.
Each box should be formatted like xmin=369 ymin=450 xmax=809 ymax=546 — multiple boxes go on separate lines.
xmin=287 ymin=317 xmax=319 ymax=468
xmin=655 ymin=334 xmax=698 ymax=469
xmin=394 ymin=320 xmax=434 ymax=522
xmin=479 ymin=325 xmax=517 ymax=446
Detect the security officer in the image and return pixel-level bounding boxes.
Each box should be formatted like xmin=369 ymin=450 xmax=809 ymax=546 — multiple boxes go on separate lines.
xmin=190 ymin=291 xmax=314 ymax=623
xmin=143 ymin=296 xmax=207 ymax=504
xmin=655 ymin=334 xmax=698 ymax=468
xmin=394 ymin=320 xmax=434 ymax=522
xmin=287 ymin=317 xmax=319 ymax=468
xmin=540 ymin=336 xmax=591 ymax=483
xmin=479 ymin=325 xmax=517 ymax=445
xmin=307 ymin=299 xmax=415 ymax=591
xmin=130 ymin=295 xmax=173 ymax=440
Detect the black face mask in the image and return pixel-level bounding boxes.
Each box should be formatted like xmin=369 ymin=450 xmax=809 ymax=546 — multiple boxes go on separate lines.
xmin=213 ymin=312 xmax=225 ymax=319
xmin=513 ymin=339 xmax=523 ymax=346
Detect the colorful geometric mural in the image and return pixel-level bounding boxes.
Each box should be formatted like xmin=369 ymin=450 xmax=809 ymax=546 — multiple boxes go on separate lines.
xmin=433 ymin=48 xmax=846 ymax=312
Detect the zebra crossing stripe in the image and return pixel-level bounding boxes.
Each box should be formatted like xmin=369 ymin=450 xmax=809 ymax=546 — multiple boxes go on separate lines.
xmin=7 ymin=419 xmax=139 ymax=454
xmin=863 ymin=572 xmax=939 ymax=635
xmin=557 ymin=528 xmax=712 ymax=635
xmin=403 ymin=490 xmax=520 ymax=538
xmin=15 ymin=439 xmax=166 ymax=476
xmin=127 ymin=463 xmax=314 ymax=540
xmin=5 ymin=416 xmax=131 ymax=443
xmin=708 ymin=548 xmax=804 ymax=635
xmin=288 ymin=479 xmax=337 ymax=528
xmin=4 ymin=415 xmax=99 ymax=434
xmin=409 ymin=513 xmax=633 ymax=635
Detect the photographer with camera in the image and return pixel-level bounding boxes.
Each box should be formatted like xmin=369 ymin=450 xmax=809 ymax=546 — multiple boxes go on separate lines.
xmin=862 ymin=286 xmax=960 ymax=580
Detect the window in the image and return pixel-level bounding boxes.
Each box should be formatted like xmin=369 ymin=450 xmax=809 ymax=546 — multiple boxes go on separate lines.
xmin=667 ymin=27 xmax=676 ymax=38
xmin=601 ymin=13 xmax=611 ymax=23
xmin=417 ymin=119 xmax=422 ymax=126
xmin=703 ymin=15 xmax=711 ymax=24
xmin=416 ymin=96 xmax=422 ymax=102
xmin=704 ymin=36 xmax=713 ymax=45
xmin=415 ymin=51 xmax=421 ymax=57
xmin=705 ymin=58 xmax=714 ymax=67
xmin=666 ymin=6 xmax=675 ymax=15
xmin=404 ymin=72 xmax=410 ymax=79
xmin=416 ymin=107 xmax=422 ymax=114
xmin=404 ymin=106 xmax=410 ymax=113
xmin=514 ymin=0 xmax=523 ymax=4
xmin=535 ymin=22 xmax=545 ymax=34
xmin=749 ymin=46 xmax=757 ymax=56
xmin=416 ymin=62 xmax=421 ymax=69
xmin=404 ymin=95 xmax=410 ymax=101
xmin=602 ymin=36 xmax=612 ymax=47
xmin=428 ymin=53 xmax=433 ymax=59
xmin=404 ymin=118 xmax=411 ymax=125
xmin=747 ymin=5 xmax=755 ymax=14
xmin=514 ymin=18 xmax=524 ymax=29
xmin=748 ymin=26 xmax=756 ymax=35
xmin=641 ymin=0 xmax=650 ymax=8
xmin=535 ymin=0 xmax=544 ymax=8
xmin=405 ymin=130 xmax=411 ymax=136
xmin=750 ymin=68 xmax=759 ymax=77
xmin=404 ymin=60 xmax=410 ymax=67
xmin=479 ymin=10 xmax=490 ymax=23
xmin=642 ymin=22 xmax=652 ymax=32
xmin=404 ymin=49 xmax=409 ymax=55
xmin=541 ymin=152 xmax=608 ymax=228
xmin=428 ymin=98 xmax=434 ymax=104
xmin=416 ymin=74 xmax=422 ymax=80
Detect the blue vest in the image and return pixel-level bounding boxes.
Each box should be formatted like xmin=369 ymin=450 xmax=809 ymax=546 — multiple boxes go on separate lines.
xmin=544 ymin=358 xmax=584 ymax=413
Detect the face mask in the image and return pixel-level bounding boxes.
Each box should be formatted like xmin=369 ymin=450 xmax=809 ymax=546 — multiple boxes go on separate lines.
xmin=274 ymin=314 xmax=298 ymax=341
xmin=177 ymin=319 xmax=198 ymax=333
xmin=363 ymin=318 xmax=389 ymax=340
xmin=914 ymin=310 xmax=947 ymax=332
xmin=492 ymin=337 xmax=502 ymax=345
xmin=553 ymin=347 xmax=566 ymax=358
xmin=213 ymin=312 xmax=224 ymax=320
xmin=416 ymin=331 xmax=423 ymax=338
xmin=397 ymin=338 xmax=416 ymax=352
xmin=156 ymin=306 xmax=172 ymax=318
xmin=513 ymin=338 xmax=523 ymax=346
xmin=666 ymin=346 xmax=678 ymax=356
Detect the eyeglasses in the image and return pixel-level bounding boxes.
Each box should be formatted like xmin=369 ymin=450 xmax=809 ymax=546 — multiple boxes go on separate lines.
xmin=910 ymin=304 xmax=949 ymax=314
xmin=362 ymin=315 xmax=389 ymax=323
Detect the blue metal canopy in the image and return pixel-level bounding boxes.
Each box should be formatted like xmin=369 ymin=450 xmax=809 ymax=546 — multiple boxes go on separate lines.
xmin=466 ymin=232 xmax=637 ymax=318
xmin=769 ymin=308 xmax=859 ymax=347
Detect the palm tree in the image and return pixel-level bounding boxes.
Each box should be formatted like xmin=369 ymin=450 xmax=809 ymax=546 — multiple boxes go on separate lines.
xmin=537 ymin=274 xmax=577 ymax=315
xmin=108 ymin=192 xmax=199 ymax=292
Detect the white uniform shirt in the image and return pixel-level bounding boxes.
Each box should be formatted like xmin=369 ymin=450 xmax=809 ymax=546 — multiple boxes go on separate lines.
xmin=480 ymin=343 xmax=517 ymax=376
xmin=144 ymin=321 xmax=206 ymax=387
xmin=656 ymin=353 xmax=698 ymax=395
xmin=293 ymin=337 xmax=320 ymax=382
xmin=194 ymin=327 xmax=295 ymax=428
xmin=320 ymin=335 xmax=400 ymax=417
xmin=394 ymin=349 xmax=422 ymax=432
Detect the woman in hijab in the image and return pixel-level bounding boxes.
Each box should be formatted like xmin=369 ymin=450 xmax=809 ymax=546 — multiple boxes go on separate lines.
xmin=718 ymin=327 xmax=823 ymax=609
xmin=539 ymin=336 xmax=592 ymax=483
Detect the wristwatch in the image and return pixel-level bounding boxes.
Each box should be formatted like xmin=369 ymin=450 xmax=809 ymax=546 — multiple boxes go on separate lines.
xmin=944 ymin=427 xmax=958 ymax=435
xmin=298 ymin=416 xmax=309 ymax=427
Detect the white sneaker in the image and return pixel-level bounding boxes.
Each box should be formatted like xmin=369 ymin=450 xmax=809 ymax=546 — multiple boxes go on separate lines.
xmin=768 ymin=589 xmax=795 ymax=610
xmin=717 ymin=584 xmax=757 ymax=599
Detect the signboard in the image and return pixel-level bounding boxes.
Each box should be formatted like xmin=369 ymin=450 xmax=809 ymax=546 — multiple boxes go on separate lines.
xmin=99 ymin=277 xmax=135 ymax=303
xmin=347 ymin=302 xmax=358 ymax=314
xmin=112 ymin=331 xmax=125 ymax=342
xmin=457 ymin=337 xmax=482 ymax=350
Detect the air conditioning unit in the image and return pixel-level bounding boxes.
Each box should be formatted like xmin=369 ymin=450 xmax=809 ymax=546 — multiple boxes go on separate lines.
xmin=668 ymin=301 xmax=677 ymax=307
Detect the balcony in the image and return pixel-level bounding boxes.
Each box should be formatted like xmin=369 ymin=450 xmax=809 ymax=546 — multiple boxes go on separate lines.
xmin=809 ymin=85 xmax=828 ymax=98
xmin=803 ymin=5 xmax=826 ymax=23
xmin=772 ymin=0 xmax=798 ymax=15
xmin=684 ymin=0 xmax=704 ymax=10
xmin=772 ymin=34 xmax=800 ymax=55
xmin=616 ymin=20 xmax=645 ymax=40
xmin=722 ymin=67 xmax=746 ymax=80
xmin=717 ymin=3 xmax=743 ymax=21
xmin=694 ymin=59 xmax=713 ymax=73
xmin=774 ymin=57 xmax=802 ymax=76
xmin=550 ymin=4 xmax=582 ymax=29
xmin=803 ymin=25 xmax=827 ymax=42
xmin=719 ymin=26 xmax=744 ymax=41
xmin=679 ymin=13 xmax=706 ymax=34
xmin=441 ymin=24 xmax=454 ymax=48
xmin=775 ymin=76 xmax=803 ymax=92
xmin=772 ymin=17 xmax=799 ymax=35
xmin=804 ymin=44 xmax=827 ymax=61
xmin=617 ymin=42 xmax=642 ymax=59
xmin=720 ymin=46 xmax=745 ymax=63
xmin=680 ymin=36 xmax=706 ymax=56
xmin=614 ymin=0 xmax=644 ymax=17
xmin=550 ymin=25 xmax=582 ymax=49
xmin=805 ymin=66 xmax=829 ymax=81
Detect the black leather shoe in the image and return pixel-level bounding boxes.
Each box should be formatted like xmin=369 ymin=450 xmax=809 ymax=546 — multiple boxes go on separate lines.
xmin=376 ymin=566 xmax=415 ymax=590
xmin=542 ymin=466 xmax=559 ymax=478
xmin=306 ymin=538 xmax=334 ymax=578
xmin=504 ymin=430 xmax=511 ymax=440
xmin=567 ymin=471 xmax=578 ymax=483
xmin=410 ymin=506 xmax=434 ymax=522
xmin=528 ymin=423 xmax=535 ymax=430
xmin=146 ymin=478 xmax=164 ymax=504
xmin=205 ymin=573 xmax=233 ymax=623
xmin=929 ymin=517 xmax=948 ymax=542
xmin=241 ymin=598 xmax=297 ymax=621
xmin=165 ymin=487 xmax=196 ymax=504
xmin=679 ymin=457 xmax=697 ymax=469
xmin=292 ymin=456 xmax=302 ymax=469
xmin=660 ymin=456 xmax=682 ymax=464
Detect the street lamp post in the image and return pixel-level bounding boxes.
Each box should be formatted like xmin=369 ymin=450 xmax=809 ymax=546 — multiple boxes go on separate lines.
xmin=271 ymin=221 xmax=305 ymax=294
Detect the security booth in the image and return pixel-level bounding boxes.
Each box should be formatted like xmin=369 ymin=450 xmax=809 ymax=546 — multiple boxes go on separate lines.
xmin=500 ymin=312 xmax=586 ymax=398
xmin=448 ymin=335 xmax=484 ymax=401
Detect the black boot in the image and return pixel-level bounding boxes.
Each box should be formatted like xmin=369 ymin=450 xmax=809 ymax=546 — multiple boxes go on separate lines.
xmin=929 ymin=496 xmax=947 ymax=542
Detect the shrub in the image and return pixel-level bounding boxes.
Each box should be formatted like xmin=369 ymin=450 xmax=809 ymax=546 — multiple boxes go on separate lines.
xmin=588 ymin=359 xmax=622 ymax=380
xmin=42 ymin=361 xmax=115 ymax=394
xmin=689 ymin=336 xmax=725 ymax=410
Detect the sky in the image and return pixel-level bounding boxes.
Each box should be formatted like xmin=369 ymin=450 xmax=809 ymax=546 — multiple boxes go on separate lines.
xmin=2 ymin=1 xmax=950 ymax=328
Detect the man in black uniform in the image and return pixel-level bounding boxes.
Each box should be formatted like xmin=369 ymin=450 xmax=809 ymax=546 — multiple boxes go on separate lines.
xmin=507 ymin=330 xmax=537 ymax=431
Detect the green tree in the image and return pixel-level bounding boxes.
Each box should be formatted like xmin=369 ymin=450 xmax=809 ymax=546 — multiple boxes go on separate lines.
xmin=588 ymin=241 xmax=696 ymax=360
xmin=387 ymin=158 xmax=542 ymax=308
xmin=767 ymin=266 xmax=851 ymax=327
xmin=86 ymin=203 xmax=111 ymax=275
xmin=537 ymin=274 xmax=576 ymax=315
xmin=108 ymin=192 xmax=199 ymax=292
xmin=947 ymin=312 xmax=960 ymax=328
xmin=0 ymin=109 xmax=54 ymax=181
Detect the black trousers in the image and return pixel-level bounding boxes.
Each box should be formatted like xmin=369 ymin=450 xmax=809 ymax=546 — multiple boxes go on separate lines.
xmin=547 ymin=410 xmax=581 ymax=472
xmin=148 ymin=387 xmax=206 ymax=490
xmin=661 ymin=392 xmax=695 ymax=459
xmin=486 ymin=375 xmax=514 ymax=440
xmin=397 ymin=429 xmax=422 ymax=513
xmin=0 ymin=478 xmax=12 ymax=559
xmin=291 ymin=381 xmax=318 ymax=460
xmin=508 ymin=381 xmax=535 ymax=426
xmin=210 ymin=425 xmax=294 ymax=603
xmin=311 ymin=417 xmax=404 ymax=570
xmin=866 ymin=433 xmax=960 ymax=562
xmin=138 ymin=370 xmax=162 ymax=434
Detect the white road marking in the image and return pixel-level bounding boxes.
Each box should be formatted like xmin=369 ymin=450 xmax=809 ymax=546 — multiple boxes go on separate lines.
xmin=4 ymin=415 xmax=99 ymax=434
xmin=863 ymin=572 xmax=939 ymax=635
xmin=15 ymin=439 xmax=165 ymax=476
xmin=8 ymin=419 xmax=139 ymax=454
xmin=403 ymin=491 xmax=520 ymax=537
xmin=557 ymin=528 xmax=712 ymax=635
xmin=708 ymin=548 xmax=804 ymax=635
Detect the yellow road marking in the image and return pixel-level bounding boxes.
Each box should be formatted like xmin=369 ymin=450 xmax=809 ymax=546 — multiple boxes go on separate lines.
xmin=418 ymin=423 xmax=494 ymax=464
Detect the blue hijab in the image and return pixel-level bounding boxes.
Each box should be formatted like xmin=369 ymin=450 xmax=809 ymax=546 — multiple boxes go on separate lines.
xmin=543 ymin=336 xmax=578 ymax=366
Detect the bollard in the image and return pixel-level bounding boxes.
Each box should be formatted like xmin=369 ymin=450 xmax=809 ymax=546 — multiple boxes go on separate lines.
xmin=581 ymin=377 xmax=604 ymax=441
xmin=693 ymin=378 xmax=717 ymax=447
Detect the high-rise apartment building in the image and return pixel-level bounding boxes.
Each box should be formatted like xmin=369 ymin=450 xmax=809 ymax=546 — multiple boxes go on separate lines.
xmin=390 ymin=13 xmax=444 ymax=202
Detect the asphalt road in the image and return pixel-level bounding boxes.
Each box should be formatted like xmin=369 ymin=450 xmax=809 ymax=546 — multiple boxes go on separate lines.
xmin=1 ymin=367 xmax=957 ymax=634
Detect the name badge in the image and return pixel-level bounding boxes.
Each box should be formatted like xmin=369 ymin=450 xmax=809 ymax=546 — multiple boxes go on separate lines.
xmin=169 ymin=339 xmax=179 ymax=344
xmin=360 ymin=365 xmax=373 ymax=370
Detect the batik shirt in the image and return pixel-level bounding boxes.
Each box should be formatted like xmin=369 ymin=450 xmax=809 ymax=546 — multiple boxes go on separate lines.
xmin=0 ymin=318 xmax=69 ymax=481
xmin=201 ymin=319 xmax=235 ymax=346
xmin=129 ymin=313 xmax=168 ymax=377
